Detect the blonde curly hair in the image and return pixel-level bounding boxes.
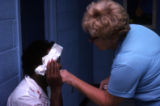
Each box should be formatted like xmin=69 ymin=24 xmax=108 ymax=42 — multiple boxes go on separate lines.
xmin=82 ymin=0 xmax=130 ymax=40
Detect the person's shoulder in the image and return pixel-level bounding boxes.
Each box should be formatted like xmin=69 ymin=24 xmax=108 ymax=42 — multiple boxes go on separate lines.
xmin=130 ymin=24 xmax=147 ymax=29
xmin=9 ymin=78 xmax=28 ymax=98
xmin=7 ymin=78 xmax=28 ymax=104
xmin=129 ymin=24 xmax=156 ymax=34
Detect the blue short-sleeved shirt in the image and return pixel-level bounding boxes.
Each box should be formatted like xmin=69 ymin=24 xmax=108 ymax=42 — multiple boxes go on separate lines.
xmin=108 ymin=24 xmax=160 ymax=106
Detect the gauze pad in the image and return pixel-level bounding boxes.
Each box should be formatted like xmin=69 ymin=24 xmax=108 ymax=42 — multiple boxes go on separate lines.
xmin=35 ymin=43 xmax=63 ymax=76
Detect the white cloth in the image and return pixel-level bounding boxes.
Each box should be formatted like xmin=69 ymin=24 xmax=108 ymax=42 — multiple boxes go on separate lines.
xmin=35 ymin=43 xmax=63 ymax=76
xmin=7 ymin=76 xmax=50 ymax=106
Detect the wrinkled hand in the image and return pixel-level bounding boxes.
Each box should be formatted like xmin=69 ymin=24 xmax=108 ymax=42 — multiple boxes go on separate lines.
xmin=99 ymin=77 xmax=110 ymax=90
xmin=60 ymin=69 xmax=74 ymax=85
xmin=46 ymin=60 xmax=62 ymax=89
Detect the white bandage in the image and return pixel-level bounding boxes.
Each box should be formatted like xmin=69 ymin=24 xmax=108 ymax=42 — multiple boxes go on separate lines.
xmin=35 ymin=43 xmax=63 ymax=76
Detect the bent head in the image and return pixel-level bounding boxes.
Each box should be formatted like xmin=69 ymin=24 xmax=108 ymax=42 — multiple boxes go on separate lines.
xmin=82 ymin=0 xmax=130 ymax=50
xmin=22 ymin=40 xmax=57 ymax=87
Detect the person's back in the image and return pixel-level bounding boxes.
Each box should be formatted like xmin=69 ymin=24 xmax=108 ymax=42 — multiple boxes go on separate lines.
xmin=120 ymin=24 xmax=160 ymax=55
xmin=110 ymin=24 xmax=160 ymax=106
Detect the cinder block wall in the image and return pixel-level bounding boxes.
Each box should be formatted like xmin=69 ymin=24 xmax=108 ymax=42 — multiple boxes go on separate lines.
xmin=0 ymin=0 xmax=21 ymax=105
xmin=45 ymin=0 xmax=93 ymax=105
xmin=57 ymin=0 xmax=94 ymax=105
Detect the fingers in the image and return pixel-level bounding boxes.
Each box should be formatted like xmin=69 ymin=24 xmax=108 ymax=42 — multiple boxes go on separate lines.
xmin=60 ymin=69 xmax=72 ymax=84
xmin=99 ymin=81 xmax=105 ymax=89
xmin=60 ymin=69 xmax=66 ymax=82
xmin=49 ymin=60 xmax=58 ymax=75
xmin=99 ymin=80 xmax=108 ymax=90
xmin=46 ymin=59 xmax=63 ymax=87
xmin=46 ymin=60 xmax=59 ymax=78
xmin=46 ymin=60 xmax=51 ymax=77
xmin=58 ymin=64 xmax=62 ymax=70
xmin=52 ymin=60 xmax=60 ymax=79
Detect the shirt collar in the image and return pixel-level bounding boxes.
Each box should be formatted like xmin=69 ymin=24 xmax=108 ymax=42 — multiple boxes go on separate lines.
xmin=25 ymin=76 xmax=48 ymax=99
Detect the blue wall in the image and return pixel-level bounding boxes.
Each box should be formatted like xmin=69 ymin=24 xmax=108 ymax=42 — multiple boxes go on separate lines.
xmin=0 ymin=0 xmax=21 ymax=105
xmin=45 ymin=0 xmax=93 ymax=105
xmin=93 ymin=47 xmax=114 ymax=84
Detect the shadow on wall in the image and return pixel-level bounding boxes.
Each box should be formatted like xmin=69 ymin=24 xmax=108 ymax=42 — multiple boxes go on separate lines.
xmin=20 ymin=0 xmax=45 ymax=50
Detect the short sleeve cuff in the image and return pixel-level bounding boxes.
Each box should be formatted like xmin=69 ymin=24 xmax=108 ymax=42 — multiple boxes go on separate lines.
xmin=108 ymin=86 xmax=134 ymax=98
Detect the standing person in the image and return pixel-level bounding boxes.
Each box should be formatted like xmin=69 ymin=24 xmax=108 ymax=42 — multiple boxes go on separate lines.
xmin=7 ymin=40 xmax=63 ymax=106
xmin=57 ymin=0 xmax=160 ymax=106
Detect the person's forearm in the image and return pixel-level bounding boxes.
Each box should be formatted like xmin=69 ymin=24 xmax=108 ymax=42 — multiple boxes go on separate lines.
xmin=69 ymin=75 xmax=111 ymax=106
xmin=50 ymin=88 xmax=63 ymax=106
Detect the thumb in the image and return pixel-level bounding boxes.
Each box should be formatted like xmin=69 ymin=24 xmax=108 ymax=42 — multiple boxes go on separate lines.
xmin=99 ymin=82 xmax=104 ymax=89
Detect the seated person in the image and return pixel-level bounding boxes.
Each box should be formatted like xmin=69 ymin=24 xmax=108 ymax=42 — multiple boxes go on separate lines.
xmin=7 ymin=40 xmax=63 ymax=106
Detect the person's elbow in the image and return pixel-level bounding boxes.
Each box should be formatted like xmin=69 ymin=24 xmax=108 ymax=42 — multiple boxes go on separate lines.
xmin=98 ymin=100 xmax=113 ymax=106
xmin=97 ymin=92 xmax=123 ymax=106
xmin=96 ymin=95 xmax=113 ymax=106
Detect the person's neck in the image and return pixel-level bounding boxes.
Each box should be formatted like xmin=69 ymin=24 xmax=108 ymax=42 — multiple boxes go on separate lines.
xmin=112 ymin=35 xmax=126 ymax=50
xmin=31 ymin=74 xmax=48 ymax=95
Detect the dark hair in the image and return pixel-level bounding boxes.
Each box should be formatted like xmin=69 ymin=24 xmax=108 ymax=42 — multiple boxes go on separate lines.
xmin=22 ymin=40 xmax=54 ymax=76
xmin=82 ymin=0 xmax=130 ymax=40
